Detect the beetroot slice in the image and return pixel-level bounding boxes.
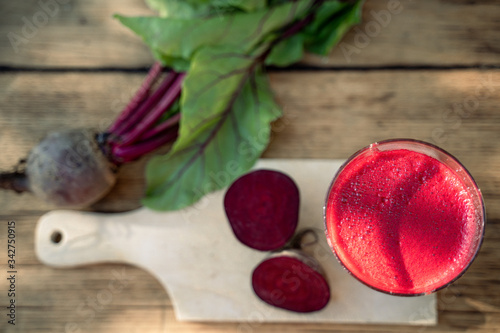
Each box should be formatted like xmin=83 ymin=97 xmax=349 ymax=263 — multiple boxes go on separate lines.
xmin=252 ymin=251 xmax=331 ymax=313
xmin=224 ymin=169 xmax=300 ymax=251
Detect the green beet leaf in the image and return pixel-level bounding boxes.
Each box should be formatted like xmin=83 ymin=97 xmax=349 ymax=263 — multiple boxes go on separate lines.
xmin=146 ymin=0 xmax=211 ymax=19
xmin=265 ymin=33 xmax=305 ymax=67
xmin=175 ymin=47 xmax=258 ymax=149
xmin=115 ymin=0 xmax=314 ymax=71
xmin=151 ymin=49 xmax=191 ymax=72
xmin=303 ymin=0 xmax=365 ymax=56
xmin=146 ymin=0 xmax=267 ymax=19
xmin=142 ymin=46 xmax=281 ymax=211
xmin=215 ymin=0 xmax=267 ymax=12
xmin=265 ymin=0 xmax=365 ymax=66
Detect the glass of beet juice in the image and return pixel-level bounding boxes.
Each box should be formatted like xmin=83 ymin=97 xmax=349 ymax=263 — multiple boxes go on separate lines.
xmin=324 ymin=139 xmax=485 ymax=296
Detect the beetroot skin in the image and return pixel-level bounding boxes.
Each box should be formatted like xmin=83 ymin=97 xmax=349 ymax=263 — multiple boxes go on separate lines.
xmin=252 ymin=250 xmax=331 ymax=313
xmin=26 ymin=129 xmax=117 ymax=208
xmin=224 ymin=169 xmax=300 ymax=251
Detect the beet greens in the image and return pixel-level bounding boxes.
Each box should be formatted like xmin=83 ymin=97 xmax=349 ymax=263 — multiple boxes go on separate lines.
xmin=0 ymin=0 xmax=364 ymax=210
xmin=119 ymin=0 xmax=364 ymax=211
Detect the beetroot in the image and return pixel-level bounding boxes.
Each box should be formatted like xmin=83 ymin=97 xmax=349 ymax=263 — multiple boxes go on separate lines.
xmin=26 ymin=129 xmax=117 ymax=208
xmin=224 ymin=169 xmax=300 ymax=251
xmin=224 ymin=170 xmax=330 ymax=312
xmin=252 ymin=250 xmax=330 ymax=313
xmin=0 ymin=65 xmax=181 ymax=208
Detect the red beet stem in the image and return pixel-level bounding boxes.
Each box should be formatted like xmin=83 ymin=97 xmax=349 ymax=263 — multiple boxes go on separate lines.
xmin=108 ymin=62 xmax=163 ymax=134
xmin=110 ymin=70 xmax=179 ymax=142
xmin=224 ymin=169 xmax=300 ymax=251
xmin=118 ymin=73 xmax=184 ymax=146
xmin=110 ymin=125 xmax=179 ymax=163
xmin=138 ymin=112 xmax=181 ymax=141
xmin=252 ymin=250 xmax=330 ymax=313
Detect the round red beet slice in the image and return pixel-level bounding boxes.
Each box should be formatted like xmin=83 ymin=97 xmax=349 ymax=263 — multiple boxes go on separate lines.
xmin=252 ymin=250 xmax=331 ymax=313
xmin=224 ymin=169 xmax=300 ymax=251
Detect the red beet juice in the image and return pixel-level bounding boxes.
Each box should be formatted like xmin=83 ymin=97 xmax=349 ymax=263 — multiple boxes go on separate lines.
xmin=324 ymin=140 xmax=485 ymax=295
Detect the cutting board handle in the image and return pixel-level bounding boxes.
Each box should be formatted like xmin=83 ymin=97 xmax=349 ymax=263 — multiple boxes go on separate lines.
xmin=35 ymin=209 xmax=138 ymax=267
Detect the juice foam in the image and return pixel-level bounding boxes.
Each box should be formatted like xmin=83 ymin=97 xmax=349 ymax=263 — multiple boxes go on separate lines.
xmin=325 ymin=147 xmax=482 ymax=295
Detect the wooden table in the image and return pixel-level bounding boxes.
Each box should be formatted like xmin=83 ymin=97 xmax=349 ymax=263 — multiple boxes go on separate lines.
xmin=1 ymin=0 xmax=499 ymax=332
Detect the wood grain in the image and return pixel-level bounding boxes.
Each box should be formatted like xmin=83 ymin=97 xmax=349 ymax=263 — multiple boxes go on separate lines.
xmin=1 ymin=0 xmax=499 ymax=331
xmin=0 ymin=0 xmax=155 ymax=68
xmin=0 ymin=0 xmax=499 ymax=68
xmin=2 ymin=70 xmax=499 ymax=215
xmin=1 ymin=70 xmax=500 ymax=332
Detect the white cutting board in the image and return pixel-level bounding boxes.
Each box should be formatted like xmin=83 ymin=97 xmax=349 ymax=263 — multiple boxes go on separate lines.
xmin=35 ymin=159 xmax=437 ymax=324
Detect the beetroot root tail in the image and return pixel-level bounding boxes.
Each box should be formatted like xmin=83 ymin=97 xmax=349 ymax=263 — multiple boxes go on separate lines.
xmin=0 ymin=171 xmax=30 ymax=193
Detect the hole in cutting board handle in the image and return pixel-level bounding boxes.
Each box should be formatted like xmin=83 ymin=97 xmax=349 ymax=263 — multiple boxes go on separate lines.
xmin=51 ymin=230 xmax=63 ymax=244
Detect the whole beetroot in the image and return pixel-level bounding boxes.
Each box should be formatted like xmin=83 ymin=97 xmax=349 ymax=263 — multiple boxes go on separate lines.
xmin=26 ymin=129 xmax=117 ymax=208
xmin=0 ymin=65 xmax=182 ymax=208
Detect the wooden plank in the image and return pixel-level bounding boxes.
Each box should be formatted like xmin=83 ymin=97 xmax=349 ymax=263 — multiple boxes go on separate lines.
xmin=0 ymin=263 xmax=170 ymax=307
xmin=1 ymin=307 xmax=500 ymax=333
xmin=1 ymin=69 xmax=500 ymax=332
xmin=0 ymin=0 xmax=155 ymax=68
xmin=317 ymin=0 xmax=500 ymax=67
xmin=0 ymin=307 xmax=170 ymax=333
xmin=0 ymin=0 xmax=499 ymax=68
xmin=1 ymin=70 xmax=500 ymax=215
